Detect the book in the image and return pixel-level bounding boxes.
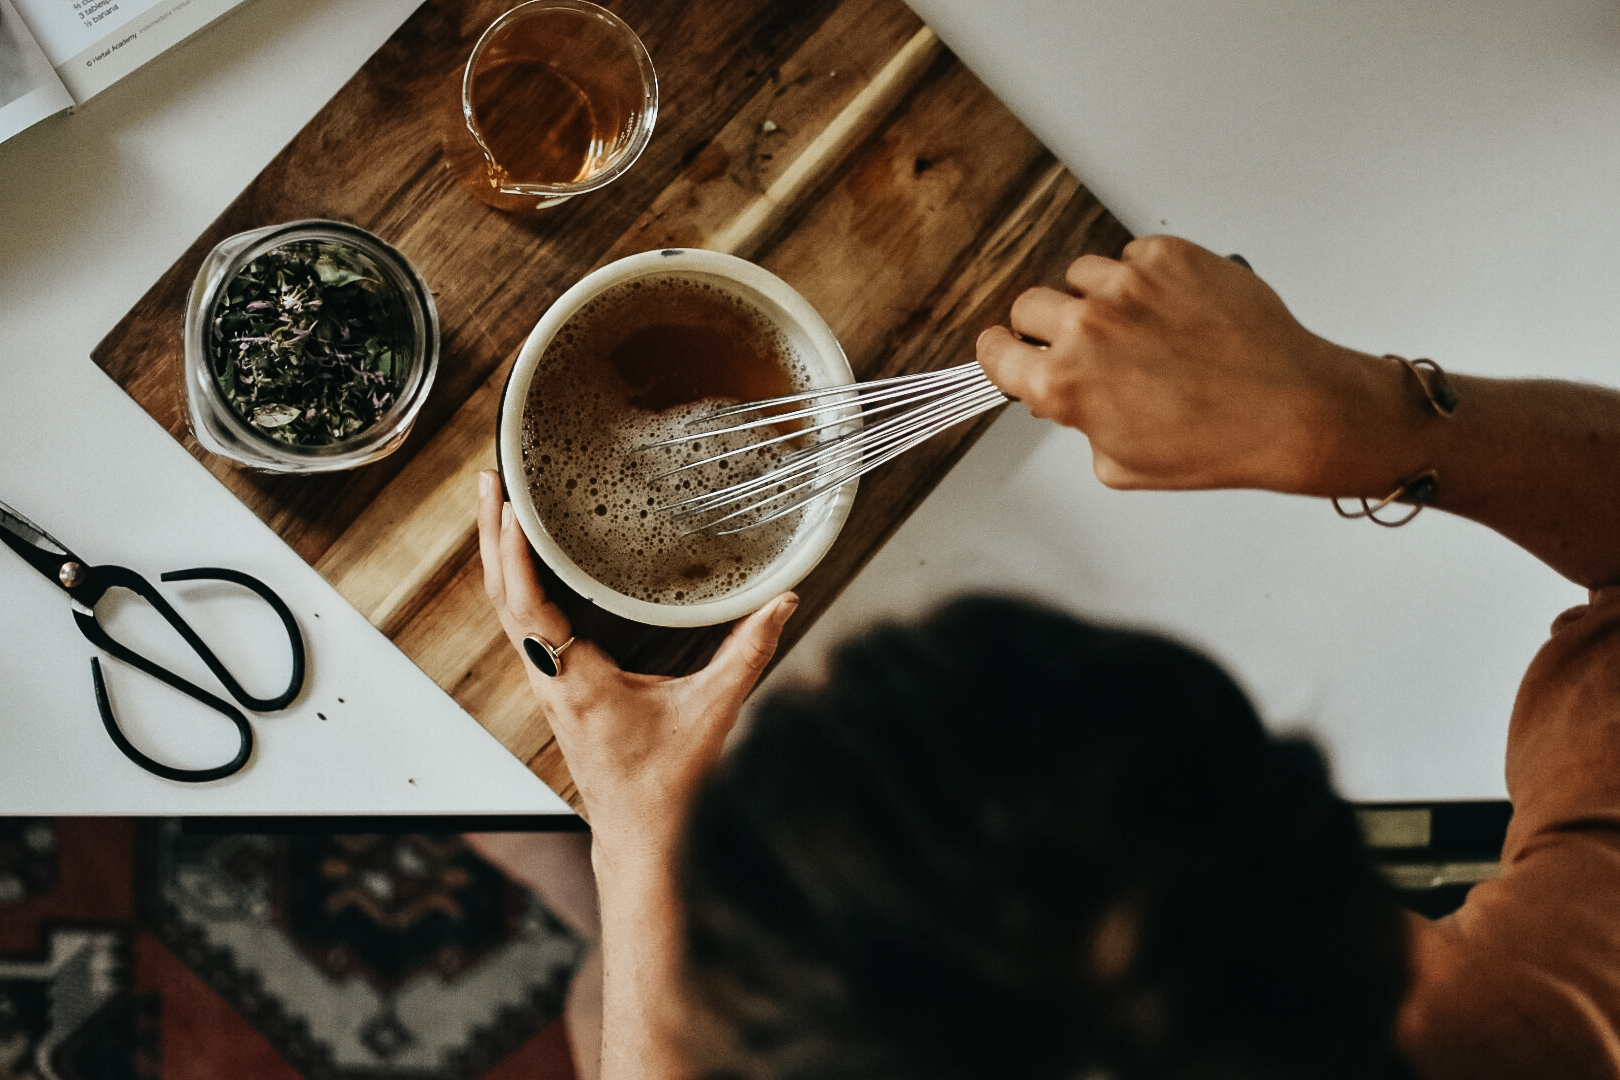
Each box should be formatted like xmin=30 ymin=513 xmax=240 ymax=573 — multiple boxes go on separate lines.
xmin=0 ymin=0 xmax=250 ymax=143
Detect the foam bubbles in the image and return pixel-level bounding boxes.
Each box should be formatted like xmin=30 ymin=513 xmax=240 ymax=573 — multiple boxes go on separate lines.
xmin=520 ymin=275 xmax=813 ymax=606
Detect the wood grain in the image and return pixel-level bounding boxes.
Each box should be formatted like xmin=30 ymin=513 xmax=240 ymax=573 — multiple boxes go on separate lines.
xmin=91 ymin=0 xmax=1131 ymax=815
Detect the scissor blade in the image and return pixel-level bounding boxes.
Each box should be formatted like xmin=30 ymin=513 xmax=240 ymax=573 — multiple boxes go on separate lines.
xmin=0 ymin=499 xmax=67 ymax=556
xmin=0 ymin=497 xmax=79 ymax=589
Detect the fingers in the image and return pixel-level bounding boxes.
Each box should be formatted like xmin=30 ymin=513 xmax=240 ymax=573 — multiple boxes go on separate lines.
xmin=976 ymin=324 xmax=1050 ymax=407
xmin=477 ymin=469 xmax=574 ymax=657
xmin=1063 ymin=251 xmax=1127 ymax=294
xmin=693 ymin=591 xmax=799 ymax=715
xmin=498 ymin=499 xmax=576 ymax=649
xmin=1009 ymin=284 xmax=1079 ymax=344
xmin=476 ymin=472 xmax=798 ymax=712
xmin=979 ymin=249 xmax=1145 ymax=415
xmin=1003 ymin=251 xmax=1134 ymax=350
xmin=477 ymin=471 xmax=507 ymax=607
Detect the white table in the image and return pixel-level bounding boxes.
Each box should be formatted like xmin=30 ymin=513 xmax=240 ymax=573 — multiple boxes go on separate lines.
xmin=761 ymin=0 xmax=1620 ymax=804
xmin=0 ymin=0 xmax=564 ymax=815
xmin=2 ymin=0 xmax=1614 ymax=814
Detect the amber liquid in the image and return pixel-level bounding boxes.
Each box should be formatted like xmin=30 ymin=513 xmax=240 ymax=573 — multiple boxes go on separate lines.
xmin=608 ymin=289 xmax=799 ymax=412
xmin=470 ymin=57 xmax=599 ymax=187
xmin=462 ymin=10 xmax=643 ymax=202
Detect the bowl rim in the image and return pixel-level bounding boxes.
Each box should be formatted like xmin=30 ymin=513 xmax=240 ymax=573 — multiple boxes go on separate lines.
xmin=497 ymin=248 xmax=857 ymax=628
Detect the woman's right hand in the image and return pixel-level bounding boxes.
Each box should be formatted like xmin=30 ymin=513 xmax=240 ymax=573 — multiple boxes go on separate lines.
xmin=976 ymin=235 xmax=1384 ymax=495
xmin=979 ymin=234 xmax=1620 ymax=589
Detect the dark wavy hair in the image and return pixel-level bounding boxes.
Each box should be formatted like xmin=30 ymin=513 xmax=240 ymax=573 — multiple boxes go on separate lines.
xmin=679 ymin=595 xmax=1412 ymax=1080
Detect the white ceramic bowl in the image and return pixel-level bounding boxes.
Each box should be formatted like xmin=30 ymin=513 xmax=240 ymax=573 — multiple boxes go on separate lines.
xmin=497 ymin=248 xmax=857 ymax=627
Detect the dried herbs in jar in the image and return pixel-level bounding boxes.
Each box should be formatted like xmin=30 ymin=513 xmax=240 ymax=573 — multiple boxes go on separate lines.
xmin=208 ymin=240 xmax=409 ymax=446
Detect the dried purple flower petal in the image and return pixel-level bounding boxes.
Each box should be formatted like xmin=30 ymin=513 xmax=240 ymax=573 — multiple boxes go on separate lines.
xmin=207 ymin=239 xmax=407 ymax=447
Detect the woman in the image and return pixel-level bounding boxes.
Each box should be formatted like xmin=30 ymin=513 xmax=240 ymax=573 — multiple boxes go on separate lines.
xmin=475 ymin=236 xmax=1620 ymax=1079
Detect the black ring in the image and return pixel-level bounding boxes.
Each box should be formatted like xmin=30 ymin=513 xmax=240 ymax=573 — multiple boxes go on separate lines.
xmin=523 ymin=633 xmax=575 ymax=677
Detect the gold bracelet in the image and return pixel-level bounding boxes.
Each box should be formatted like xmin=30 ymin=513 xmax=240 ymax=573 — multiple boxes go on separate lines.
xmin=1331 ymin=356 xmax=1455 ymax=528
xmin=1392 ymin=355 xmax=1458 ymax=417
xmin=1333 ymin=468 xmax=1440 ymax=527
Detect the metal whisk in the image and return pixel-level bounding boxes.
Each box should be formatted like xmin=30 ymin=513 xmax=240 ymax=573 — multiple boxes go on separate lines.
xmin=643 ymin=362 xmax=1008 ymax=534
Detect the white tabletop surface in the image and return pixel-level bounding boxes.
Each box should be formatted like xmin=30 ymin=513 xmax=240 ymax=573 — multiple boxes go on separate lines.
xmin=2 ymin=0 xmax=1614 ymax=815
xmin=760 ymin=0 xmax=1619 ymax=805
xmin=0 ymin=0 xmax=567 ymax=816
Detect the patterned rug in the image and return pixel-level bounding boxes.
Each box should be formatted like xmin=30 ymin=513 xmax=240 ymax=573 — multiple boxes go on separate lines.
xmin=0 ymin=819 xmax=583 ymax=1080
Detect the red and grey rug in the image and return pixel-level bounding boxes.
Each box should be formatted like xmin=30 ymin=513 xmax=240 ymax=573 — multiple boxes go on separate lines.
xmin=0 ymin=819 xmax=581 ymax=1079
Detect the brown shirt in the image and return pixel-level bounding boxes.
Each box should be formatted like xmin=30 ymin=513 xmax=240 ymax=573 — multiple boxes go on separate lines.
xmin=1402 ymin=586 xmax=1620 ymax=1078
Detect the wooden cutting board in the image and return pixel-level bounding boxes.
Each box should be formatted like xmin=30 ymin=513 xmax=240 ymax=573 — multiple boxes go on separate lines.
xmin=91 ymin=0 xmax=1130 ymax=815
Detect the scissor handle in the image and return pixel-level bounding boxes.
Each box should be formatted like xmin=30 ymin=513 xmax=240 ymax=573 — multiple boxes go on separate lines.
xmin=88 ymin=656 xmax=252 ymax=783
xmin=75 ymin=564 xmax=306 ymax=711
xmin=71 ymin=564 xmax=306 ymax=783
xmin=157 ymin=567 xmax=306 ymax=710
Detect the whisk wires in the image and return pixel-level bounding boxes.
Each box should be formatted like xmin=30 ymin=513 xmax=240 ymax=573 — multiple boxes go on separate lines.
xmin=641 ymin=362 xmax=1007 ymax=534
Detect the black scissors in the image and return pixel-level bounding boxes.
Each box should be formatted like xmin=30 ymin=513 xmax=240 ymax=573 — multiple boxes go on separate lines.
xmin=0 ymin=496 xmax=305 ymax=783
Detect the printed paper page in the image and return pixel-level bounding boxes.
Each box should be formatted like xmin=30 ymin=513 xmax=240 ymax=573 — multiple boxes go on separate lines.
xmin=10 ymin=0 xmax=249 ymax=102
xmin=0 ymin=0 xmax=73 ymax=141
xmin=10 ymin=0 xmax=149 ymax=66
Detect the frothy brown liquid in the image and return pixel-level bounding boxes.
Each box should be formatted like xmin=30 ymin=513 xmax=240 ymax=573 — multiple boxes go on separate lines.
xmin=520 ymin=275 xmax=813 ymax=606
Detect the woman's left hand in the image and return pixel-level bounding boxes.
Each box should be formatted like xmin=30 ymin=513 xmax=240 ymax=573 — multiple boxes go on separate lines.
xmin=476 ymin=470 xmax=798 ymax=855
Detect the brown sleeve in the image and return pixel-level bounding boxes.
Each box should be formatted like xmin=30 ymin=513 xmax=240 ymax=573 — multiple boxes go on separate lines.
xmin=1401 ymin=587 xmax=1620 ymax=1080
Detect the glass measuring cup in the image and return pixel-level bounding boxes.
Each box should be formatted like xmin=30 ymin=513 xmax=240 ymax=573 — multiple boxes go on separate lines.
xmin=455 ymin=1 xmax=658 ymax=211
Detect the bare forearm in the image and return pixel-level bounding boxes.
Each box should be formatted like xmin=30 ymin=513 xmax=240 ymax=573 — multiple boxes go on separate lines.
xmin=593 ymin=840 xmax=692 ymax=1080
xmin=1423 ymin=374 xmax=1620 ymax=588
xmin=976 ymin=239 xmax=1620 ymax=590
xmin=1310 ymin=349 xmax=1620 ymax=589
xmin=475 ymin=468 xmax=795 ymax=1079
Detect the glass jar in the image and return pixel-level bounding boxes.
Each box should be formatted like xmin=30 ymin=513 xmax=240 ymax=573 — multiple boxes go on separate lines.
xmin=183 ymin=220 xmax=440 ymax=473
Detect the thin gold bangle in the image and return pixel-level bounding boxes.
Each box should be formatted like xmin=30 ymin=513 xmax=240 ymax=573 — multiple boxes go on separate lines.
xmin=1392 ymin=356 xmax=1458 ymax=417
xmin=1331 ymin=356 xmax=1455 ymax=528
xmin=1332 ymin=469 xmax=1440 ymax=527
